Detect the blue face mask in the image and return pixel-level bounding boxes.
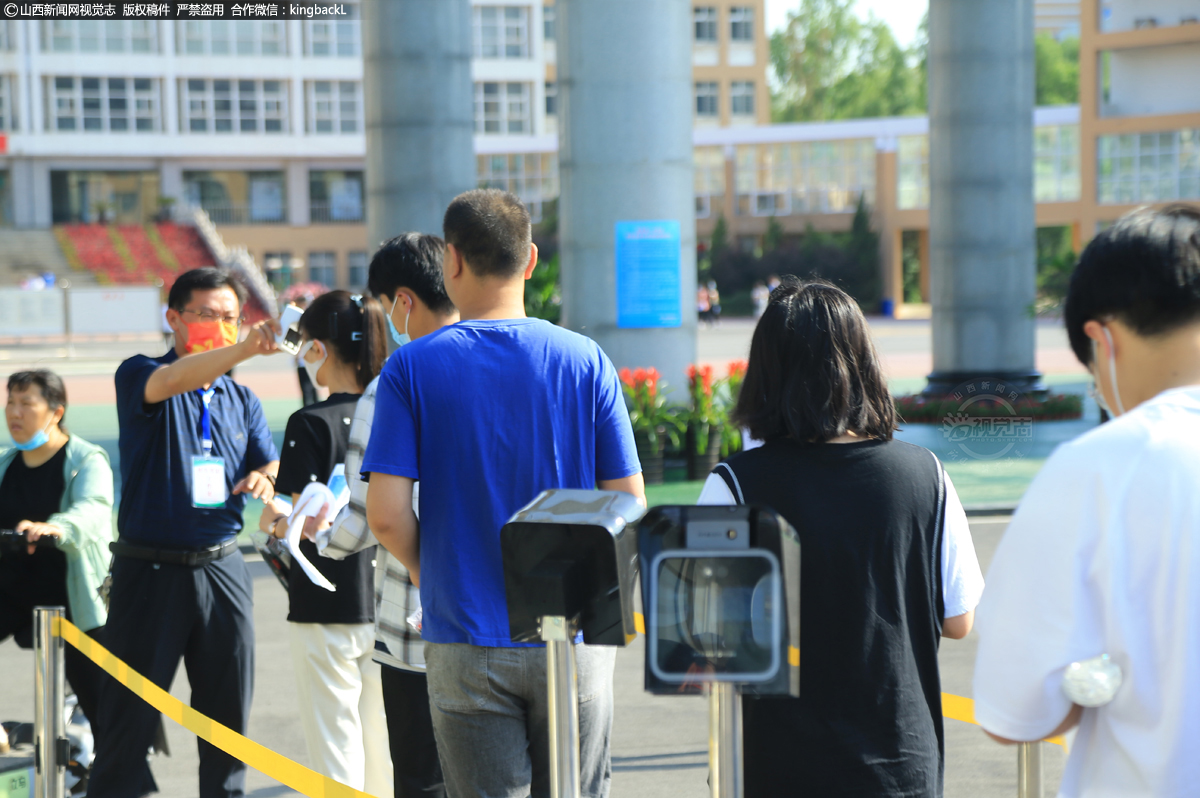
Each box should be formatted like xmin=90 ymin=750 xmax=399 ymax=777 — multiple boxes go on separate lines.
xmin=386 ymin=294 xmax=411 ymax=348
xmin=12 ymin=419 xmax=52 ymax=452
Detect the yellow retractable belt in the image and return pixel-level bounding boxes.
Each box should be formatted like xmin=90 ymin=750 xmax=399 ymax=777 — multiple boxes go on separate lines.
xmin=55 ymin=613 xmax=1062 ymax=798
xmin=55 ymin=618 xmax=383 ymax=798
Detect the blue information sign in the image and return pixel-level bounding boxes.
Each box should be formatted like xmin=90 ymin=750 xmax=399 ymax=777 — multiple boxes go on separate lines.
xmin=615 ymin=221 xmax=682 ymax=329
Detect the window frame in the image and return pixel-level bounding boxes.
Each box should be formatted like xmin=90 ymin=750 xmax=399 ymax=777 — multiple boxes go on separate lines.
xmin=729 ymin=7 xmax=755 ymax=42
xmin=474 ymin=81 xmax=533 ymax=135
xmin=48 ymin=76 xmax=159 ymax=134
xmin=730 ymin=81 xmax=755 ymax=117
xmin=180 ymin=78 xmax=289 ymax=135
xmin=473 ymin=6 xmax=531 ymax=59
xmin=694 ymin=6 xmax=718 ymax=43
xmin=44 ymin=19 xmax=158 ymax=53
xmin=307 ymin=80 xmax=364 ymax=135
xmin=177 ymin=19 xmax=287 ymax=56
xmin=695 ymin=81 xmax=719 ymax=118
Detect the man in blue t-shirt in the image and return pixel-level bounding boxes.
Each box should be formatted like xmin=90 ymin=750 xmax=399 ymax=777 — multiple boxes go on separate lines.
xmin=363 ymin=189 xmax=644 ymax=798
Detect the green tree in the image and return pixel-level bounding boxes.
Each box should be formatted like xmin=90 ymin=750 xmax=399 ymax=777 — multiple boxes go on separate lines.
xmin=770 ymin=0 xmax=924 ymax=122
xmin=764 ymin=216 xmax=784 ymax=253
xmin=1035 ymin=34 xmax=1080 ymax=105
xmin=710 ymin=214 xmax=729 ymax=258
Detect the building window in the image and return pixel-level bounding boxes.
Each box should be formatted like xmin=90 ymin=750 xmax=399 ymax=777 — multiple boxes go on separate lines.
xmin=184 ymin=170 xmax=287 ymax=224
xmin=264 ymin=251 xmax=295 ymax=291
xmin=0 ymin=21 xmax=13 ymax=51
xmin=544 ymin=4 xmax=556 ymax=41
xmin=50 ymin=170 xmax=161 ymax=224
xmin=308 ymin=252 xmax=337 ymax=287
xmin=49 ymin=77 xmax=159 ymax=133
xmin=898 ymin=136 xmax=930 ymax=210
xmin=474 ymin=6 xmax=530 ymax=59
xmin=730 ymin=7 xmax=755 ymax=41
xmin=477 ymin=152 xmax=558 ymax=223
xmin=305 ymin=3 xmax=360 ymax=57
xmin=737 ymin=140 xmax=877 ymax=215
xmin=1035 ymin=125 xmax=1081 ymax=202
xmin=1098 ymin=130 xmax=1200 ymax=204
xmin=694 ymin=7 xmax=717 ymax=42
xmin=310 ymin=170 xmax=364 ymax=223
xmin=182 ymin=79 xmax=287 ymax=134
xmin=731 ymin=81 xmax=755 ymax=116
xmin=177 ymin=20 xmax=285 ymax=55
xmin=307 ymin=81 xmax=362 ymax=134
xmin=695 ymin=82 xmax=719 ymax=118
xmin=0 ymin=76 xmax=17 ymax=132
xmin=475 ymin=82 xmax=532 ymax=134
xmin=45 ymin=20 xmax=157 ymax=53
xmin=545 ymin=81 xmax=557 ymax=116
xmin=347 ymin=251 xmax=368 ymax=288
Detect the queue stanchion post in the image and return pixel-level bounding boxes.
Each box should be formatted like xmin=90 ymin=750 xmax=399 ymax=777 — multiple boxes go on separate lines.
xmin=639 ymin=505 xmax=801 ymax=798
xmin=33 ymin=606 xmax=66 ymax=798
xmin=501 ymin=490 xmax=644 ymax=798
xmin=1017 ymin=742 xmax=1043 ymax=798
xmin=708 ymin=682 xmax=743 ymax=798
xmin=542 ymin=615 xmax=582 ymax=798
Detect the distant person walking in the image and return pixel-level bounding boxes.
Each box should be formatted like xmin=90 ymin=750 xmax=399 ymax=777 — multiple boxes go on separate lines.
xmin=751 ymin=281 xmax=770 ymax=318
xmin=699 ymin=279 xmax=983 ymax=797
xmin=697 ymin=285 xmax=712 ymax=326
xmin=974 ymin=204 xmax=1200 ymax=796
xmin=707 ymin=280 xmax=722 ymax=326
xmin=364 ymin=190 xmax=644 ymax=798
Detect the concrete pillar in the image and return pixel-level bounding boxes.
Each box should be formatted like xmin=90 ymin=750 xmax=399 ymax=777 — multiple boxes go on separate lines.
xmin=362 ymin=0 xmax=475 ymax=246
xmin=558 ymin=0 xmax=698 ymax=392
xmin=926 ymin=0 xmax=1040 ymax=395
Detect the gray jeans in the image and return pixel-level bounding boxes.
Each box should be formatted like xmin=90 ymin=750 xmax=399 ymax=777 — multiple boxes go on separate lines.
xmin=424 ymin=642 xmax=617 ymax=798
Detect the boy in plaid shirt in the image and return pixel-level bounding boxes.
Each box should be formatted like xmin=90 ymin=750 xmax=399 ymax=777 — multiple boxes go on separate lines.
xmin=316 ymin=233 xmax=458 ymax=798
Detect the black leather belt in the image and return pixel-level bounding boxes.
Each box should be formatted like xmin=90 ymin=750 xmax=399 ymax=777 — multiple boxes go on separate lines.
xmin=110 ymin=537 xmax=240 ymax=567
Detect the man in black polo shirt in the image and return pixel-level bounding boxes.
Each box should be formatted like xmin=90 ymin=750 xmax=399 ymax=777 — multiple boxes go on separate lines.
xmin=89 ymin=268 xmax=281 ymax=798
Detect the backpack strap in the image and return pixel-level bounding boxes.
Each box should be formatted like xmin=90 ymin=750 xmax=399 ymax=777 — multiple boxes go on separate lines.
xmin=712 ymin=461 xmax=745 ymax=505
xmin=929 ymin=451 xmax=947 ymax=622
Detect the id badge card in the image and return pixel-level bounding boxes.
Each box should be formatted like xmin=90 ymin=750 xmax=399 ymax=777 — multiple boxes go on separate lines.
xmin=192 ymin=456 xmax=228 ymax=508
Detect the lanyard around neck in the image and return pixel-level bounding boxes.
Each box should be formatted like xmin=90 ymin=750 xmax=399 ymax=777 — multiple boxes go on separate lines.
xmin=196 ymin=387 xmax=216 ymax=455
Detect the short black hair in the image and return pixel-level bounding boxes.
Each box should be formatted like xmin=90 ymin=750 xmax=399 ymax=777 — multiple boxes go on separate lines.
xmin=734 ymin=278 xmax=896 ymax=443
xmin=443 ymin=189 xmax=532 ymax=278
xmin=299 ymin=291 xmax=388 ymax=391
xmin=8 ymin=370 xmax=68 ymax=429
xmin=1065 ymin=204 xmax=1200 ymax=366
xmin=366 ymin=233 xmax=454 ymax=315
xmin=167 ymin=267 xmax=247 ymax=313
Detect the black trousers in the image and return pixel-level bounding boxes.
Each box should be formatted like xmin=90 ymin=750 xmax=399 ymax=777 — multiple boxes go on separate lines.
xmin=88 ymin=551 xmax=254 ymax=798
xmin=381 ymin=665 xmax=445 ymax=798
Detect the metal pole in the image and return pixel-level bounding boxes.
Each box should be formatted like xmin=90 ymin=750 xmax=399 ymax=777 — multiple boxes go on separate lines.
xmin=1017 ymin=742 xmax=1043 ymax=798
xmin=708 ymin=682 xmax=743 ymax=798
xmin=542 ymin=615 xmax=581 ymax=798
xmin=33 ymin=606 xmax=66 ymax=798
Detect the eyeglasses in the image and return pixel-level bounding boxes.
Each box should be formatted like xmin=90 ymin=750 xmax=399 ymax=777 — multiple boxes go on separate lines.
xmin=181 ymin=308 xmax=245 ymax=326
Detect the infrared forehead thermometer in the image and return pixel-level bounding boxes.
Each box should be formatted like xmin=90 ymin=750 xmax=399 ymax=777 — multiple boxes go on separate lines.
xmin=276 ymin=304 xmax=304 ymax=355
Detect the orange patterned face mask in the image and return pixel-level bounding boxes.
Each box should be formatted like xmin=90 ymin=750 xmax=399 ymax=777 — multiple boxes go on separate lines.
xmin=183 ymin=320 xmax=239 ymax=354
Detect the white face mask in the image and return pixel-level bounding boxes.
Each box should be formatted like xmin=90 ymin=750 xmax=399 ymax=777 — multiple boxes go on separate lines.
xmin=299 ymin=340 xmax=328 ymax=388
xmin=387 ymin=294 xmax=411 ymax=348
xmin=1090 ymin=326 xmax=1126 ymax=417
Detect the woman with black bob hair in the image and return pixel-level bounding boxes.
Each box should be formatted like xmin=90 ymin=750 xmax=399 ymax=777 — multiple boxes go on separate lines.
xmin=698 ymin=278 xmax=984 ymax=797
xmin=258 ymin=290 xmax=393 ymax=792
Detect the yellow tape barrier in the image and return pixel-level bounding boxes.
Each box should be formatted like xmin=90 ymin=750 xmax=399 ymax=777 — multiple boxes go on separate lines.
xmin=631 ymin=612 xmax=1066 ymax=749
xmin=55 ymin=618 xmax=381 ymax=798
xmin=55 ymin=614 xmax=1062 ymax=797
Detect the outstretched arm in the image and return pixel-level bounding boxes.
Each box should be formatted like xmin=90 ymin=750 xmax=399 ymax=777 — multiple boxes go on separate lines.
xmin=144 ymin=321 xmax=279 ymax=404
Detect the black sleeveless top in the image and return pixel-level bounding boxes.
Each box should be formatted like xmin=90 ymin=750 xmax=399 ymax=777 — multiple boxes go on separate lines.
xmin=716 ymin=438 xmax=946 ymax=797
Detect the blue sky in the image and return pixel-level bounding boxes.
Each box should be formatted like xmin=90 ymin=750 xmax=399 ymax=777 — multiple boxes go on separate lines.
xmin=766 ymin=0 xmax=928 ymax=46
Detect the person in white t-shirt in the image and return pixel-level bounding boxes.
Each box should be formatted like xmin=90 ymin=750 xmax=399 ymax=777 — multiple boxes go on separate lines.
xmin=973 ymin=203 xmax=1200 ymax=797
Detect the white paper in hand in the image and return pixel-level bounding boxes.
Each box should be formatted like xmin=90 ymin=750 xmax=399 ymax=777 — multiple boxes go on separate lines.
xmin=286 ymin=482 xmax=337 ymax=592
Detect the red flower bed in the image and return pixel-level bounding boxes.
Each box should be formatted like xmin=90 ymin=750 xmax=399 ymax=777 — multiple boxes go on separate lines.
xmin=119 ymin=225 xmax=164 ymax=276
